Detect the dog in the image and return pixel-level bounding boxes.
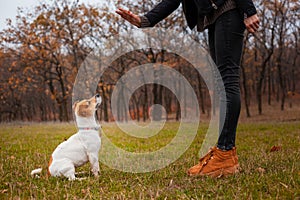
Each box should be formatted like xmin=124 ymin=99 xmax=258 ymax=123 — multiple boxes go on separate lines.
xmin=31 ymin=94 xmax=102 ymax=180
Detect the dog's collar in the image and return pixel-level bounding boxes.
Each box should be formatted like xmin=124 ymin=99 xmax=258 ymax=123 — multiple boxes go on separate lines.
xmin=78 ymin=127 xmax=100 ymax=131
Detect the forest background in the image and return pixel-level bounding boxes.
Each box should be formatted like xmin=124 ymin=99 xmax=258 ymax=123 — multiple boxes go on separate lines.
xmin=0 ymin=0 xmax=299 ymax=123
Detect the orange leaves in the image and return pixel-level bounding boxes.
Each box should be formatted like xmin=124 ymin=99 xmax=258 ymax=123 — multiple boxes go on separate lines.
xmin=50 ymin=93 xmax=57 ymax=101
xmin=11 ymin=61 xmax=18 ymax=67
xmin=7 ymin=76 xmax=21 ymax=89
xmin=270 ymin=145 xmax=282 ymax=152
xmin=109 ymin=26 xmax=118 ymax=35
xmin=23 ymin=66 xmax=33 ymax=74
xmin=7 ymin=77 xmax=15 ymax=85
xmin=90 ymin=7 xmax=100 ymax=17
xmin=26 ymin=77 xmax=32 ymax=82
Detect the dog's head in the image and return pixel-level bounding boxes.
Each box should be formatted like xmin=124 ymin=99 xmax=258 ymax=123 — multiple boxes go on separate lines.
xmin=73 ymin=94 xmax=102 ymax=118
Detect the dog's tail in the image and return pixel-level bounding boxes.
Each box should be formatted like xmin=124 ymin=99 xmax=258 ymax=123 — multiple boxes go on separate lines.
xmin=31 ymin=168 xmax=43 ymax=178
xmin=31 ymin=156 xmax=53 ymax=178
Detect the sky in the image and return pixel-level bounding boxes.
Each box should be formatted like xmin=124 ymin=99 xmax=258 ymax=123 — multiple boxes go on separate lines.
xmin=0 ymin=0 xmax=113 ymax=31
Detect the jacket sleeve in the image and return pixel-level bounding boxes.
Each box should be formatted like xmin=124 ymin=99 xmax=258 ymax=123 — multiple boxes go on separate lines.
xmin=144 ymin=0 xmax=182 ymax=27
xmin=235 ymin=0 xmax=257 ymax=17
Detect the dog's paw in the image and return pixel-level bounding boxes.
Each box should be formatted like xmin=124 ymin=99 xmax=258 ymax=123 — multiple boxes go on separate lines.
xmin=92 ymin=171 xmax=100 ymax=177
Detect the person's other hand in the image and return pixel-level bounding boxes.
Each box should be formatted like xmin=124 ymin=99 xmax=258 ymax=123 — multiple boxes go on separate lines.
xmin=116 ymin=8 xmax=141 ymax=28
xmin=244 ymin=14 xmax=259 ymax=33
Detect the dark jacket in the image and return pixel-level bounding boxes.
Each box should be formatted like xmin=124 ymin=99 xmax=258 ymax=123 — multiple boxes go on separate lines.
xmin=144 ymin=0 xmax=257 ymax=29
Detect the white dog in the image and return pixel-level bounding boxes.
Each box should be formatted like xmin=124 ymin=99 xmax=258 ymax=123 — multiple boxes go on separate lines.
xmin=31 ymin=94 xmax=102 ymax=180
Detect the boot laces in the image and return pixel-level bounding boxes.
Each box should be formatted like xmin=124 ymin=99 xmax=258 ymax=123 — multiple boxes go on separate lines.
xmin=199 ymin=147 xmax=216 ymax=167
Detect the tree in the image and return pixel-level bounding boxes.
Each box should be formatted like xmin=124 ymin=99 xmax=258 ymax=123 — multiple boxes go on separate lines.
xmin=1 ymin=0 xmax=113 ymax=121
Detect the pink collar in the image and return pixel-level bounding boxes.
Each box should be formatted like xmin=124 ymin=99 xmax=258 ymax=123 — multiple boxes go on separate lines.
xmin=78 ymin=127 xmax=100 ymax=131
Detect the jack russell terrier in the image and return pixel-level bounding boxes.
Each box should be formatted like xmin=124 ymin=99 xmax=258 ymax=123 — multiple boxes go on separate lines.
xmin=31 ymin=94 xmax=102 ymax=180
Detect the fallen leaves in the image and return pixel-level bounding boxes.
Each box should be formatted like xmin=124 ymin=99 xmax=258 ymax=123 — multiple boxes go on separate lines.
xmin=256 ymin=145 xmax=283 ymax=175
xmin=256 ymin=167 xmax=266 ymax=174
xmin=270 ymin=145 xmax=282 ymax=152
xmin=279 ymin=182 xmax=288 ymax=189
xmin=1 ymin=189 xmax=8 ymax=194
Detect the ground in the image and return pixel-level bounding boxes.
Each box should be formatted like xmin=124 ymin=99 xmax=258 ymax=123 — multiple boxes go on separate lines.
xmin=0 ymin=104 xmax=299 ymax=199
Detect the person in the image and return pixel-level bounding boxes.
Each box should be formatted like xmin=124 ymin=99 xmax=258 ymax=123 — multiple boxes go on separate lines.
xmin=116 ymin=0 xmax=259 ymax=178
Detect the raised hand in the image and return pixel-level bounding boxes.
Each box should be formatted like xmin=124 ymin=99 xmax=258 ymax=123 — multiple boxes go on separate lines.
xmin=116 ymin=8 xmax=141 ymax=28
xmin=244 ymin=14 xmax=260 ymax=33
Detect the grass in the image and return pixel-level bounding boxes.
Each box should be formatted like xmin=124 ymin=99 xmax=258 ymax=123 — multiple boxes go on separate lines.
xmin=0 ymin=121 xmax=299 ymax=199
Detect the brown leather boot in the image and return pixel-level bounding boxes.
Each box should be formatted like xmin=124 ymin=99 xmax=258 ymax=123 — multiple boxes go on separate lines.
xmin=187 ymin=147 xmax=239 ymax=178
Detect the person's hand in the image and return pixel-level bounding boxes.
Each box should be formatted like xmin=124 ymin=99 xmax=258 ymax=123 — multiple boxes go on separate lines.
xmin=244 ymin=14 xmax=259 ymax=33
xmin=116 ymin=8 xmax=141 ymax=28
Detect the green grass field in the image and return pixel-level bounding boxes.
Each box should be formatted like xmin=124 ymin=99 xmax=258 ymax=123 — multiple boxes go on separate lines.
xmin=0 ymin=121 xmax=299 ymax=199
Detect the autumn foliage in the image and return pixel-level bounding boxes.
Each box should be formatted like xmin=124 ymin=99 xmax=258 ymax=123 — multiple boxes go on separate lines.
xmin=0 ymin=0 xmax=299 ymax=122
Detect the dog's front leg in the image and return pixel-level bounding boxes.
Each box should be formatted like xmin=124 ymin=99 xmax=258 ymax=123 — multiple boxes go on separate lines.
xmin=88 ymin=153 xmax=100 ymax=177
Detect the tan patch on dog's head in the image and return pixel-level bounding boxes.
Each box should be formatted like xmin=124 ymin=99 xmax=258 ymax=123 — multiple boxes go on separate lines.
xmin=73 ymin=97 xmax=97 ymax=118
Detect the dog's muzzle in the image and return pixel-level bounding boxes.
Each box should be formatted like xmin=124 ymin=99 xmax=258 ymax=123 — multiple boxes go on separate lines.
xmin=95 ymin=94 xmax=101 ymax=108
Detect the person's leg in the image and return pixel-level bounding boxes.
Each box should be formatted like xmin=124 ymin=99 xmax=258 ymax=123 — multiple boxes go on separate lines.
xmin=213 ymin=9 xmax=245 ymax=150
xmin=188 ymin=9 xmax=245 ymax=177
xmin=208 ymin=25 xmax=216 ymax=62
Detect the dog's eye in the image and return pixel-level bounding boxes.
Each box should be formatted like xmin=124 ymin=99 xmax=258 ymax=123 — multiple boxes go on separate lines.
xmin=87 ymin=101 xmax=90 ymax=105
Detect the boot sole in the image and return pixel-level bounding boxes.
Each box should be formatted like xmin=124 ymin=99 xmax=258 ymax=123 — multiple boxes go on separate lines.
xmin=202 ymin=164 xmax=240 ymax=178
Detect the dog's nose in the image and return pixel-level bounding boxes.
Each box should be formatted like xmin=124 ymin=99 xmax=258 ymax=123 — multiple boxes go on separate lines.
xmin=95 ymin=94 xmax=100 ymax=98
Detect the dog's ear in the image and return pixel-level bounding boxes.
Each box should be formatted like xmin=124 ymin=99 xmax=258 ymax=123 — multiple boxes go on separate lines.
xmin=78 ymin=104 xmax=92 ymax=117
xmin=73 ymin=101 xmax=79 ymax=111
xmin=78 ymin=110 xmax=87 ymax=117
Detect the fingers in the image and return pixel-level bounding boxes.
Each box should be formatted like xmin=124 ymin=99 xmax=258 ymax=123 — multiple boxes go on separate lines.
xmin=116 ymin=8 xmax=132 ymax=20
xmin=116 ymin=8 xmax=133 ymax=17
xmin=244 ymin=14 xmax=260 ymax=33
xmin=249 ymin=20 xmax=259 ymax=33
xmin=115 ymin=8 xmax=141 ymax=27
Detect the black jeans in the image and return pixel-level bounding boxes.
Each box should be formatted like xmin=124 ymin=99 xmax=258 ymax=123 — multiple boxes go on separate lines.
xmin=208 ymin=9 xmax=245 ymax=150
